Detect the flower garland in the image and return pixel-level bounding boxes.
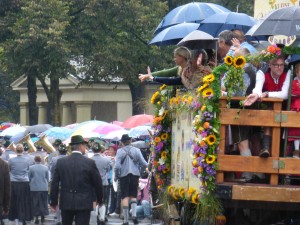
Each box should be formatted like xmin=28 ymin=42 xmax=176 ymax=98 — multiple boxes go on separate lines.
xmin=222 ymin=55 xmax=247 ymax=105
xmin=150 ymin=84 xmax=173 ymax=189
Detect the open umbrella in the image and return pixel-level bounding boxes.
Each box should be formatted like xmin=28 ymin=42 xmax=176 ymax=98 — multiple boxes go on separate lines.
xmin=42 ymin=127 xmax=73 ymax=141
xmin=177 ymin=30 xmax=217 ymax=49
xmin=149 ymin=22 xmax=200 ymax=46
xmin=0 ymin=126 xmax=25 ymax=137
xmin=92 ymin=124 xmax=123 ymax=135
xmin=0 ymin=122 xmax=16 ymax=131
xmin=154 ymin=2 xmax=230 ymax=34
xmin=128 ymin=125 xmax=152 ymax=138
xmin=198 ymin=12 xmax=256 ymax=37
xmin=71 ymin=120 xmax=108 ymax=136
xmin=246 ymin=6 xmax=300 ymax=37
xmin=24 ymin=124 xmax=53 ymax=135
xmin=103 ymin=129 xmax=129 ymax=141
xmin=122 ymin=114 xmax=154 ymax=129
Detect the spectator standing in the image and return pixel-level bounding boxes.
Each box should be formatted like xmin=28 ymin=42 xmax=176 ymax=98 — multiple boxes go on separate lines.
xmin=29 ymin=156 xmax=49 ymax=224
xmin=50 ymin=135 xmax=103 ymax=225
xmin=2 ymin=141 xmax=16 ymax=161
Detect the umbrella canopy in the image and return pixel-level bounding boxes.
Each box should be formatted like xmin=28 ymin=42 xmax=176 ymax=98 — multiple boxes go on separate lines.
xmin=0 ymin=122 xmax=16 ymax=131
xmin=246 ymin=6 xmax=300 ymax=37
xmin=24 ymin=124 xmax=53 ymax=135
xmin=290 ymin=54 xmax=300 ymax=65
xmin=122 ymin=114 xmax=154 ymax=129
xmin=131 ymin=140 xmax=150 ymax=149
xmin=177 ymin=30 xmax=217 ymax=49
xmin=42 ymin=127 xmax=73 ymax=141
xmin=103 ymin=129 xmax=129 ymax=141
xmin=154 ymin=2 xmax=230 ymax=34
xmin=0 ymin=126 xmax=26 ymax=137
xmin=128 ymin=125 xmax=152 ymax=138
xmin=198 ymin=12 xmax=256 ymax=37
xmin=71 ymin=120 xmax=108 ymax=137
xmin=92 ymin=124 xmax=123 ymax=135
xmin=149 ymin=22 xmax=200 ymax=46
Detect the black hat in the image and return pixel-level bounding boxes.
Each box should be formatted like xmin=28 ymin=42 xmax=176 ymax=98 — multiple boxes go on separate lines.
xmin=4 ymin=140 xmax=11 ymax=148
xmin=121 ymin=134 xmax=132 ymax=142
xmin=58 ymin=144 xmax=68 ymax=153
xmin=69 ymin=135 xmax=88 ymax=145
xmin=53 ymin=139 xmax=62 ymax=146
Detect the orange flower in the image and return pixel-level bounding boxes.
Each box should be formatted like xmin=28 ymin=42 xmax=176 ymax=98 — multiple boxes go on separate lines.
xmin=267 ymin=45 xmax=276 ymax=54
xmin=200 ymin=140 xmax=206 ymax=147
xmin=203 ymin=122 xmax=210 ymax=129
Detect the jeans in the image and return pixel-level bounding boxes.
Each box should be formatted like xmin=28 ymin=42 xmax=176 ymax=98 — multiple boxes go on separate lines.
xmin=136 ymin=200 xmax=151 ymax=219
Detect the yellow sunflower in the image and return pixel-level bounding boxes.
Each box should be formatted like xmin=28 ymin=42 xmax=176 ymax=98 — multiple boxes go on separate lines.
xmin=172 ymin=189 xmax=179 ymax=200
xmin=205 ymin=155 xmax=216 ymax=164
xmin=191 ymin=192 xmax=199 ymax=204
xmin=162 ymin=110 xmax=168 ymax=120
xmin=178 ymin=187 xmax=185 ymax=198
xmin=169 ymin=97 xmax=175 ymax=105
xmin=163 ymin=167 xmax=170 ymax=174
xmin=161 ymin=133 xmax=168 ymax=140
xmin=202 ymin=74 xmax=215 ymax=83
xmin=233 ymin=56 xmax=246 ymax=69
xmin=224 ymin=55 xmax=233 ymax=65
xmin=187 ymin=96 xmax=193 ymax=104
xmin=167 ymin=185 xmax=175 ymax=195
xmin=161 ymin=151 xmax=168 ymax=159
xmin=207 ymin=134 xmax=217 ymax=145
xmin=154 ymin=136 xmax=161 ymax=143
xmin=197 ymin=83 xmax=208 ymax=92
xmin=202 ymin=88 xmax=214 ymax=97
xmin=150 ymin=91 xmax=160 ymax=104
xmin=159 ymin=84 xmax=167 ymax=90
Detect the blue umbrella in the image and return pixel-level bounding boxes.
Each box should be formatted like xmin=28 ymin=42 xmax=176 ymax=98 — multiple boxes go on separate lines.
xmin=154 ymin=2 xmax=230 ymax=34
xmin=42 ymin=126 xmax=73 ymax=141
xmin=198 ymin=12 xmax=256 ymax=37
xmin=290 ymin=55 xmax=300 ymax=65
xmin=149 ymin=22 xmax=200 ymax=46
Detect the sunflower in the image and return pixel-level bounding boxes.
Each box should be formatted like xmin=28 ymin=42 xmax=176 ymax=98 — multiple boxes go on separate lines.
xmin=154 ymin=136 xmax=161 ymax=143
xmin=206 ymin=155 xmax=216 ymax=164
xmin=172 ymin=189 xmax=179 ymax=200
xmin=153 ymin=116 xmax=162 ymax=125
xmin=233 ymin=56 xmax=246 ymax=69
xmin=224 ymin=55 xmax=233 ymax=65
xmin=187 ymin=188 xmax=196 ymax=198
xmin=161 ymin=133 xmax=168 ymax=140
xmin=161 ymin=150 xmax=168 ymax=159
xmin=202 ymin=74 xmax=215 ymax=83
xmin=178 ymin=187 xmax=185 ymax=198
xmin=163 ymin=167 xmax=170 ymax=174
xmin=202 ymin=88 xmax=214 ymax=97
xmin=197 ymin=83 xmax=209 ymax=92
xmin=162 ymin=110 xmax=168 ymax=120
xmin=151 ymin=91 xmax=160 ymax=104
xmin=206 ymin=134 xmax=217 ymax=145
xmin=191 ymin=192 xmax=199 ymax=204
xmin=159 ymin=84 xmax=167 ymax=90
xmin=167 ymin=185 xmax=175 ymax=195
xmin=187 ymin=96 xmax=193 ymax=104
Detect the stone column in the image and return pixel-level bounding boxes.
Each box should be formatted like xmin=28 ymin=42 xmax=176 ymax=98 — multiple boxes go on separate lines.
xmin=61 ymin=102 xmax=72 ymax=126
xmin=75 ymin=101 xmax=93 ymax=123
xmin=117 ymin=102 xmax=132 ymax=122
xmin=19 ymin=102 xmax=29 ymax=125
xmin=38 ymin=103 xmax=47 ymax=124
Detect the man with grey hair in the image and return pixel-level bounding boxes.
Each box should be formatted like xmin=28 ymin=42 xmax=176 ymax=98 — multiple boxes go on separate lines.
xmin=217 ymin=30 xmax=236 ymax=60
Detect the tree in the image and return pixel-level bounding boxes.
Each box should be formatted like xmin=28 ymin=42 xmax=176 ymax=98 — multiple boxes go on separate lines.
xmin=0 ymin=0 xmax=73 ymax=125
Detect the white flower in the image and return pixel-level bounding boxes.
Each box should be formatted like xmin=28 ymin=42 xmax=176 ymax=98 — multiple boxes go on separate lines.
xmin=158 ymin=158 xmax=165 ymax=165
xmin=158 ymin=107 xmax=165 ymax=116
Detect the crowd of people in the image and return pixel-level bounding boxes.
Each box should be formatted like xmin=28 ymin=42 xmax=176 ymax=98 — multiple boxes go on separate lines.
xmin=0 ymin=134 xmax=153 ymax=225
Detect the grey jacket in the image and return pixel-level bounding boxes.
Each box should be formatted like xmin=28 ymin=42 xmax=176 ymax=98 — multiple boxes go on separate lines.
xmin=29 ymin=163 xmax=49 ymax=191
xmin=91 ymin=154 xmax=112 ymax=186
xmin=8 ymin=155 xmax=30 ymax=182
xmin=2 ymin=149 xmax=16 ymax=161
xmin=114 ymin=145 xmax=147 ymax=178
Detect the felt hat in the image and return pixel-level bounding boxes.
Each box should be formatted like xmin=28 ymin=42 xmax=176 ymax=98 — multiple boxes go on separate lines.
xmin=53 ymin=139 xmax=62 ymax=146
xmin=121 ymin=134 xmax=132 ymax=142
xmin=69 ymin=135 xmax=88 ymax=145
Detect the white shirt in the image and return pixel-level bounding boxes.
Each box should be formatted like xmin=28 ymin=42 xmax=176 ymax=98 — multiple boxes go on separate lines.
xmin=252 ymin=69 xmax=291 ymax=99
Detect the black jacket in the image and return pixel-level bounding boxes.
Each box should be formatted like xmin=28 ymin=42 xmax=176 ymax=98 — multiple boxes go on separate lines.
xmin=0 ymin=159 xmax=10 ymax=214
xmin=50 ymin=153 xmax=103 ymax=210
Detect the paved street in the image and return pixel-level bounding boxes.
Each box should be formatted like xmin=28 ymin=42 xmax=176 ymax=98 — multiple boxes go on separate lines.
xmin=2 ymin=213 xmax=161 ymax=225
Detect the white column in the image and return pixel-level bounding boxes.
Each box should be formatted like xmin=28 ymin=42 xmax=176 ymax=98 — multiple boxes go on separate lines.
xmin=75 ymin=101 xmax=93 ymax=123
xmin=38 ymin=103 xmax=47 ymax=124
xmin=61 ymin=102 xmax=72 ymax=126
xmin=19 ymin=102 xmax=29 ymax=125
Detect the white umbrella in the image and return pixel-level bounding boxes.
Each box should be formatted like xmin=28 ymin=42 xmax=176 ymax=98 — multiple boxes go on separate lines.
xmin=177 ymin=30 xmax=217 ymax=49
xmin=128 ymin=125 xmax=152 ymax=138
xmin=104 ymin=129 xmax=129 ymax=141
xmin=0 ymin=126 xmax=26 ymax=137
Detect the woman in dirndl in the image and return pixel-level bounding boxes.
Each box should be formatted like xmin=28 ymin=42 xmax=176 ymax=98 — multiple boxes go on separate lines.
xmin=8 ymin=144 xmax=32 ymax=225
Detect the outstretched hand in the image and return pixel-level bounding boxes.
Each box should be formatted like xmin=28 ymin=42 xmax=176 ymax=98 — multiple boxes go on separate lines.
xmin=139 ymin=66 xmax=153 ymax=82
xmin=244 ymin=93 xmax=259 ymax=106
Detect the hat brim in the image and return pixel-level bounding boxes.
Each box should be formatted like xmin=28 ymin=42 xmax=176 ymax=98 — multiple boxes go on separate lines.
xmin=121 ymin=138 xmax=131 ymax=142
xmin=69 ymin=141 xmax=88 ymax=146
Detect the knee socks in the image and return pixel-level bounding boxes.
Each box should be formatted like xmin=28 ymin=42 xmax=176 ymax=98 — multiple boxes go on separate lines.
xmin=131 ymin=201 xmax=137 ymax=218
xmin=123 ymin=206 xmax=129 ymax=222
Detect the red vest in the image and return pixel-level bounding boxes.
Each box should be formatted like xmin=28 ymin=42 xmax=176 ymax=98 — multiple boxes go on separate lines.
xmin=263 ymin=70 xmax=287 ymax=92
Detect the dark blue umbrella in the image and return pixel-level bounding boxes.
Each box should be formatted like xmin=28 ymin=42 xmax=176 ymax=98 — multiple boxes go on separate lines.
xmin=290 ymin=54 xmax=300 ymax=65
xmin=154 ymin=2 xmax=230 ymax=34
xmin=149 ymin=22 xmax=200 ymax=46
xmin=198 ymin=12 xmax=256 ymax=37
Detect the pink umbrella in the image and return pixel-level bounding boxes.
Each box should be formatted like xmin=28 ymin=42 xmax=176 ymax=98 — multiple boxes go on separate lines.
xmin=92 ymin=124 xmax=123 ymax=135
xmin=121 ymin=114 xmax=154 ymax=129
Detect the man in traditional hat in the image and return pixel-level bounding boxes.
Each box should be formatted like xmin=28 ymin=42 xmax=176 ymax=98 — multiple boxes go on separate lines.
xmin=0 ymin=148 xmax=10 ymax=225
xmin=114 ymin=134 xmax=148 ymax=225
xmin=50 ymin=135 xmax=103 ymax=225
xmin=91 ymin=142 xmax=113 ymax=224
